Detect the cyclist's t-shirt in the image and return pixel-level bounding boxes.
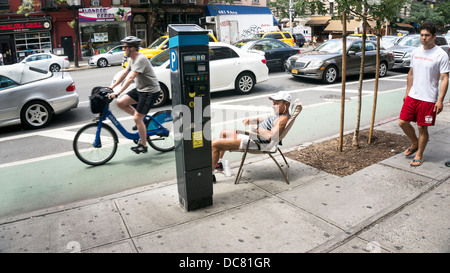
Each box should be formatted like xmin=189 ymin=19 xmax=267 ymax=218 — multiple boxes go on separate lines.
xmin=127 ymin=53 xmax=160 ymax=94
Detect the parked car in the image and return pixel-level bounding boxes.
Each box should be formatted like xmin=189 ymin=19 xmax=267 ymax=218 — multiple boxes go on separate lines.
xmin=390 ymin=34 xmax=450 ymax=69
xmin=285 ymin=39 xmax=394 ymax=84
xmin=380 ymin=35 xmax=404 ymax=49
xmin=21 ymin=53 xmax=70 ymax=72
xmin=88 ymin=45 xmax=125 ymax=68
xmin=293 ymin=33 xmax=306 ymax=47
xmin=233 ymin=38 xmax=300 ymax=70
xmin=113 ymin=42 xmax=269 ymax=107
xmin=252 ymin=32 xmax=295 ymax=46
xmin=348 ymin=34 xmax=377 ymax=41
xmin=140 ymin=32 xmax=218 ymax=60
xmin=121 ymin=32 xmax=219 ymax=68
xmin=0 ymin=63 xmax=79 ymax=129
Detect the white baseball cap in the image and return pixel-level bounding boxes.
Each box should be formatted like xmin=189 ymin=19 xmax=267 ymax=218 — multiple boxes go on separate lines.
xmin=269 ymin=91 xmax=291 ymax=103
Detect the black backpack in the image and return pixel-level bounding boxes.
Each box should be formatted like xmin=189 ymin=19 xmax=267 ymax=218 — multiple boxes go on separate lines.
xmin=89 ymin=87 xmax=112 ymax=114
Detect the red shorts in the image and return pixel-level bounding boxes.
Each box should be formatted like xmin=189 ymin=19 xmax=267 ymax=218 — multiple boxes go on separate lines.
xmin=399 ymin=96 xmax=436 ymax=126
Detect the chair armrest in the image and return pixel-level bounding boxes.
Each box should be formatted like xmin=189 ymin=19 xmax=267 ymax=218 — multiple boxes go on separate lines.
xmin=236 ymin=129 xmax=259 ymax=139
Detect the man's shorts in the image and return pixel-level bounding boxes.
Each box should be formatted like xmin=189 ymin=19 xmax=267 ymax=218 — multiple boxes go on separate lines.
xmin=399 ymin=96 xmax=436 ymax=126
xmin=238 ymin=134 xmax=271 ymax=151
xmin=127 ymin=88 xmax=159 ymax=115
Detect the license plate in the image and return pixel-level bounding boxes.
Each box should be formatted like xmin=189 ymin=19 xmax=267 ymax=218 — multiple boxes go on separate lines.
xmin=291 ymin=69 xmax=298 ymax=74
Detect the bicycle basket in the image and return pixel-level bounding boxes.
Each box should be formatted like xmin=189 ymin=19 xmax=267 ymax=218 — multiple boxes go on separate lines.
xmin=89 ymin=87 xmax=112 ymax=114
xmin=147 ymin=110 xmax=173 ymax=130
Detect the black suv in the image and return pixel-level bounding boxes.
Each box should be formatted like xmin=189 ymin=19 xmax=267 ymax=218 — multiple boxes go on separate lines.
xmin=293 ymin=33 xmax=306 ymax=47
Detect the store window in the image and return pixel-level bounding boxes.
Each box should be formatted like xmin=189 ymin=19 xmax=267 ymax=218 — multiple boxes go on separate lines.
xmin=134 ymin=15 xmax=147 ymax=47
xmin=80 ymin=22 xmax=127 ymax=57
xmin=15 ymin=32 xmax=51 ymax=61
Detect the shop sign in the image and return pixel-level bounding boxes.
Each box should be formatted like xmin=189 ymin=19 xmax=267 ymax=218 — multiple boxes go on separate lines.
xmin=79 ymin=7 xmax=132 ymax=23
xmin=0 ymin=19 xmax=51 ymax=34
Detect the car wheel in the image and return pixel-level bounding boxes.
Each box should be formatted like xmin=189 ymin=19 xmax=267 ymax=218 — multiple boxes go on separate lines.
xmin=322 ymin=65 xmax=338 ymax=84
xmin=97 ymin=58 xmax=108 ymax=68
xmin=152 ymin=84 xmax=169 ymax=107
xmin=49 ymin=64 xmax=61 ymax=72
xmin=235 ymin=72 xmax=255 ymax=94
xmin=20 ymin=101 xmax=53 ymax=129
xmin=378 ymin=61 xmax=388 ymax=77
xmin=281 ymin=57 xmax=289 ymax=71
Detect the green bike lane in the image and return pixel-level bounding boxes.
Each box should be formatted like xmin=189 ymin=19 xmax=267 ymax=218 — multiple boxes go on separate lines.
xmin=0 ymin=87 xmax=409 ymax=219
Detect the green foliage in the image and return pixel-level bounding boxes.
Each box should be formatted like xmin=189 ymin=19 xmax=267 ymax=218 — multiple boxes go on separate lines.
xmin=404 ymin=1 xmax=445 ymax=27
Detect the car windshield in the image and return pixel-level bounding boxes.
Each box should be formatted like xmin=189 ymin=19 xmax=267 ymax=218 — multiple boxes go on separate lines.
xmin=398 ymin=36 xmax=421 ymax=47
xmin=0 ymin=63 xmax=51 ymax=84
xmin=233 ymin=41 xmax=255 ymax=50
xmin=253 ymin=33 xmax=265 ymax=39
xmin=315 ymin=40 xmax=343 ymax=54
xmin=150 ymin=49 xmax=170 ymax=67
xmin=148 ymin=37 xmax=167 ymax=49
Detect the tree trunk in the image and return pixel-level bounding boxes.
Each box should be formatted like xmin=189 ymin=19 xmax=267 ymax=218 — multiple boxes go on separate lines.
xmin=369 ymin=28 xmax=381 ymax=144
xmin=351 ymin=19 xmax=367 ymax=149
xmin=339 ymin=10 xmax=347 ymax=152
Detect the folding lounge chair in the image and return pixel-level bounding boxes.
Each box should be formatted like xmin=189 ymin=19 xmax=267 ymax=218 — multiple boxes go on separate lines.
xmin=230 ymin=102 xmax=303 ymax=185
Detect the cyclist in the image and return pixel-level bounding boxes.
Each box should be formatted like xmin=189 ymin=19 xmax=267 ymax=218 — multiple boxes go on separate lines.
xmin=108 ymin=36 xmax=161 ymax=154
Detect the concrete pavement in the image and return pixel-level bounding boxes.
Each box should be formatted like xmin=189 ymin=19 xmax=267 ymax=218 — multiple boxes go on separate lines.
xmin=0 ymin=98 xmax=449 ymax=254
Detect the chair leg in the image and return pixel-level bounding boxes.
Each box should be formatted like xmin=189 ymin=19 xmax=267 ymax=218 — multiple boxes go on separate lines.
xmin=268 ymin=153 xmax=290 ymax=184
xmin=235 ymin=141 xmax=250 ymax=185
xmin=278 ymin=148 xmax=290 ymax=168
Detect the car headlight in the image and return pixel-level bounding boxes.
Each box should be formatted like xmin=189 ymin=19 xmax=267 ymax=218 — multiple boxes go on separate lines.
xmin=404 ymin=53 xmax=410 ymax=58
xmin=306 ymin=60 xmax=323 ymax=68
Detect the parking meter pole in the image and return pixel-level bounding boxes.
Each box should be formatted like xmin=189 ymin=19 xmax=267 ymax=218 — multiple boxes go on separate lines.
xmin=169 ymin=24 xmax=213 ymax=211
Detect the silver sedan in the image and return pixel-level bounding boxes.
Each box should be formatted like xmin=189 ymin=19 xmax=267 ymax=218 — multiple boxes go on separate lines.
xmin=0 ymin=64 xmax=79 ymax=129
xmin=286 ymin=39 xmax=394 ymax=84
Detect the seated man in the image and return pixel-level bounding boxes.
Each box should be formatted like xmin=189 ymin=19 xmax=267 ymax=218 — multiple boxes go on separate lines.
xmin=211 ymin=91 xmax=292 ymax=183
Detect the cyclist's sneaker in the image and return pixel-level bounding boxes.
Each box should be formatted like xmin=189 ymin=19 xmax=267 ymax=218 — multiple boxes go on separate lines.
xmin=215 ymin=162 xmax=223 ymax=171
xmin=131 ymin=143 xmax=148 ymax=154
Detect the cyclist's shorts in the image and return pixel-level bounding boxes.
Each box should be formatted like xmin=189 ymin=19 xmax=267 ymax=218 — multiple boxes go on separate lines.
xmin=127 ymin=88 xmax=158 ymax=115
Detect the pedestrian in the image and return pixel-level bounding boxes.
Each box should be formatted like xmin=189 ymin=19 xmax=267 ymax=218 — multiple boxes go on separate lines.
xmin=108 ymin=36 xmax=161 ymax=154
xmin=211 ymin=91 xmax=292 ymax=183
xmin=398 ymin=21 xmax=449 ymax=167
xmin=312 ymin=36 xmax=317 ymax=48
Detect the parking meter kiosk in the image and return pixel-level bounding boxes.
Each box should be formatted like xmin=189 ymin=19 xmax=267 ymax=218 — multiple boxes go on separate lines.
xmin=169 ymin=24 xmax=213 ymax=211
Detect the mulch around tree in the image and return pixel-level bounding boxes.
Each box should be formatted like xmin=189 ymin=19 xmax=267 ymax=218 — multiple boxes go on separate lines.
xmin=285 ymin=129 xmax=410 ymax=177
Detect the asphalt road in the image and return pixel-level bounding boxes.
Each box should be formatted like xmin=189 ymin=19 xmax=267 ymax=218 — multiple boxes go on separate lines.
xmin=1 ymin=65 xmax=436 ymax=218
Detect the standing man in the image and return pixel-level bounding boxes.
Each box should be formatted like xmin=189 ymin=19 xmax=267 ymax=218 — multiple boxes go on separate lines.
xmin=109 ymin=36 xmax=161 ymax=154
xmin=398 ymin=21 xmax=449 ymax=167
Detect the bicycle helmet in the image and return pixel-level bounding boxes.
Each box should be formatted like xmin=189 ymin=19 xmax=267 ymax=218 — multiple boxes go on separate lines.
xmin=120 ymin=36 xmax=142 ymax=48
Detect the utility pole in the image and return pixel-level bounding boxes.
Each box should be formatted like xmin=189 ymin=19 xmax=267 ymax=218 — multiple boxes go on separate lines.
xmin=289 ymin=0 xmax=296 ymax=33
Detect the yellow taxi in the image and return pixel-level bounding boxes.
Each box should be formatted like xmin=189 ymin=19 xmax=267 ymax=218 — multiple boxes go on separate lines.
xmin=122 ymin=33 xmax=218 ymax=68
xmin=253 ymin=32 xmax=295 ymax=46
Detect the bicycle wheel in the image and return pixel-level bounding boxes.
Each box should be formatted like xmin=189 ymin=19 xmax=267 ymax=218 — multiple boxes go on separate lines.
xmin=147 ymin=111 xmax=175 ymax=152
xmin=73 ymin=123 xmax=118 ymax=166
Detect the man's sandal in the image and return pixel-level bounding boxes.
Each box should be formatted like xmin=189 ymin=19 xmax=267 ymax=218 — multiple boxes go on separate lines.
xmin=405 ymin=147 xmax=418 ymax=156
xmin=410 ymin=159 xmax=423 ymax=167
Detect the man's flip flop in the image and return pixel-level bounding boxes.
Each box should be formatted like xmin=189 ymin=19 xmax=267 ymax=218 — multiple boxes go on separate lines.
xmin=410 ymin=159 xmax=423 ymax=167
xmin=405 ymin=147 xmax=418 ymax=156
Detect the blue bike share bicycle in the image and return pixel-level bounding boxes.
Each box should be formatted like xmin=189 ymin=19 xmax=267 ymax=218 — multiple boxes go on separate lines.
xmin=73 ymin=87 xmax=174 ymax=166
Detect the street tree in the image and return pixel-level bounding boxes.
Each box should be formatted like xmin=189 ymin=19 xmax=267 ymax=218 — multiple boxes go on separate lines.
xmin=404 ymin=1 xmax=445 ymax=28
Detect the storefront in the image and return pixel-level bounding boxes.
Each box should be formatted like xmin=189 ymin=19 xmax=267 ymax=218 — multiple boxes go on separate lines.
xmin=78 ymin=7 xmax=131 ymax=57
xmin=0 ymin=19 xmax=52 ymax=64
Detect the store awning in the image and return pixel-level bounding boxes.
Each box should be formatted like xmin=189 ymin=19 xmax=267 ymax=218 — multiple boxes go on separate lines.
xmin=324 ymin=20 xmax=361 ymax=33
xmin=305 ymin=16 xmax=331 ymax=26
xmin=392 ymin=22 xmax=414 ymax=28
xmin=205 ymin=4 xmax=272 ymax=16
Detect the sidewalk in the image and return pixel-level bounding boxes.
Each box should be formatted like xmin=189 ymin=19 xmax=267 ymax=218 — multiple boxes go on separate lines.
xmin=1 ymin=102 xmax=448 ymax=254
